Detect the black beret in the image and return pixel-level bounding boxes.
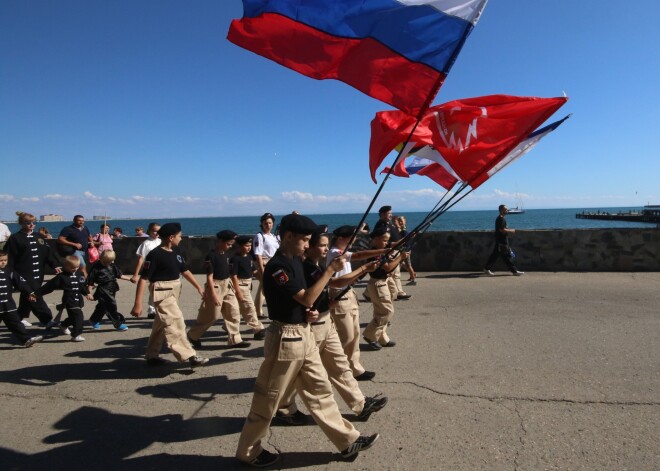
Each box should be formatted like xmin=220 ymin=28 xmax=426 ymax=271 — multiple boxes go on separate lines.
xmin=158 ymin=222 xmax=182 ymax=239
xmin=280 ymin=214 xmax=318 ymax=236
xmin=333 ymin=225 xmax=356 ymax=238
xmin=370 ymin=226 xmax=390 ymax=238
xmin=216 ymin=230 xmax=237 ymax=241
xmin=236 ymin=235 xmax=252 ymax=245
xmin=378 ymin=205 xmax=392 ymax=213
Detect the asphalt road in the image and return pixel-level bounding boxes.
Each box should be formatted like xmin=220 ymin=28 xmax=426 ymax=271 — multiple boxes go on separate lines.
xmin=1 ymin=271 xmax=658 ymax=470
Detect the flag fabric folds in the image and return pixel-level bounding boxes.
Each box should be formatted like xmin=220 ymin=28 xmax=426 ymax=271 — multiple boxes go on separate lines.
xmin=383 ymin=156 xmax=460 ymax=190
xmin=475 ymin=114 xmax=571 ymax=188
xmin=370 ymin=94 xmax=568 ymax=185
xmin=228 ymin=0 xmax=488 ymax=115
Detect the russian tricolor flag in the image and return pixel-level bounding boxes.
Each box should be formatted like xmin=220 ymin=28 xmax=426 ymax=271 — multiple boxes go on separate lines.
xmin=228 ymin=0 xmax=488 ymax=116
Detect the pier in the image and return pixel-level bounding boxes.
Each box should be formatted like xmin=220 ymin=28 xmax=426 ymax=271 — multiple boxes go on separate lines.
xmin=575 ymin=205 xmax=660 ymax=224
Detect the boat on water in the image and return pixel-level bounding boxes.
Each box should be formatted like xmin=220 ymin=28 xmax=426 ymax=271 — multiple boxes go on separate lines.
xmin=507 ymin=206 xmax=525 ymax=215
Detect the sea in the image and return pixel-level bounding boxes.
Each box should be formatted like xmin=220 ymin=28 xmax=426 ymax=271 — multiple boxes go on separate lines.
xmin=4 ymin=207 xmax=656 ymax=237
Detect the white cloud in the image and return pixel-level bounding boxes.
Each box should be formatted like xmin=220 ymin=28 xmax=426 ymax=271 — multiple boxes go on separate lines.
xmin=43 ymin=194 xmax=71 ymax=200
xmin=0 ymin=194 xmax=16 ymax=202
xmin=232 ymin=195 xmax=273 ymax=204
xmin=83 ymin=191 xmax=102 ymax=200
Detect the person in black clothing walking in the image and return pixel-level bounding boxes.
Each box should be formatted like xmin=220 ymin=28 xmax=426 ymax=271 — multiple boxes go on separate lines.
xmin=483 ymin=205 xmax=524 ymax=276
xmin=4 ymin=211 xmax=60 ymax=328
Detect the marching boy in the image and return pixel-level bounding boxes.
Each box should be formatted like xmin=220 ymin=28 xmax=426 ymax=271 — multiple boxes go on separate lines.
xmin=39 ymin=256 xmax=93 ymax=342
xmin=187 ymin=230 xmax=250 ymax=349
xmin=0 ymin=250 xmax=43 ymax=347
xmin=87 ymin=250 xmax=131 ymax=331
xmin=229 ymin=235 xmax=265 ymax=340
xmin=130 ymin=222 xmax=209 ymax=367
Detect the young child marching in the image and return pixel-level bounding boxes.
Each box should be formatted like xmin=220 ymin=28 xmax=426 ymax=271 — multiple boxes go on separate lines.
xmin=87 ymin=250 xmax=131 ymax=331
xmin=327 ymin=225 xmax=388 ymax=380
xmin=275 ymin=229 xmax=388 ymax=426
xmin=130 ymin=222 xmax=209 ymax=367
xmin=38 ymin=256 xmax=93 ymax=342
xmin=362 ymin=226 xmax=409 ymax=351
xmin=0 ymin=250 xmax=43 ymax=347
xmin=229 ymin=235 xmax=266 ymax=340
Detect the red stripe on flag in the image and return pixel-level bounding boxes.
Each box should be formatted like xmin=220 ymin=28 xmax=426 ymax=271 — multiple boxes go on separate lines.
xmin=228 ymin=13 xmax=446 ymax=116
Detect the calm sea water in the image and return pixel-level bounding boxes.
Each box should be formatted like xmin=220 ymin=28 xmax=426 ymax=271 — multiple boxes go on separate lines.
xmin=5 ymin=207 xmax=656 ymax=237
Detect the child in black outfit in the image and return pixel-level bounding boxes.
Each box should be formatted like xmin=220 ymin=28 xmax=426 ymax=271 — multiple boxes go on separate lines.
xmin=87 ymin=250 xmax=131 ymax=331
xmin=39 ymin=256 xmax=93 ymax=342
xmin=0 ymin=250 xmax=43 ymax=347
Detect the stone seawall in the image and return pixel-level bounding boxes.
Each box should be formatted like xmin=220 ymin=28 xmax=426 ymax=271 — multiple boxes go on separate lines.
xmin=42 ymin=228 xmax=660 ymax=274
xmin=410 ymin=228 xmax=660 ymax=272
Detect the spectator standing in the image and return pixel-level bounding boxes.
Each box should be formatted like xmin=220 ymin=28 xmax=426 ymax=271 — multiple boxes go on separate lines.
xmin=135 ymin=227 xmax=148 ymax=237
xmin=112 ymin=227 xmax=125 ymax=239
xmin=130 ymin=222 xmax=160 ymax=318
xmin=38 ymin=227 xmax=52 ymax=239
xmin=57 ymin=215 xmax=94 ymax=277
xmin=93 ymin=224 xmax=114 ymax=254
xmin=253 ymin=212 xmax=279 ymax=318
xmin=0 ymin=221 xmax=11 ymax=250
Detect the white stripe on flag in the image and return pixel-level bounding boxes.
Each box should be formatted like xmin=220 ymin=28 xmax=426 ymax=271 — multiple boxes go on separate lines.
xmin=395 ymin=0 xmax=488 ymax=24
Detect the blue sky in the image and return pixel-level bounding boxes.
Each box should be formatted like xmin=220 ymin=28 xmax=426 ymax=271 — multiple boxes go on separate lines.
xmin=2 ymin=1 xmax=659 ymax=219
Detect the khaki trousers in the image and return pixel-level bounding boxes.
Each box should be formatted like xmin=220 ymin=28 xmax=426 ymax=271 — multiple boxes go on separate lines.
xmin=146 ymin=280 xmax=196 ymax=362
xmin=363 ymin=278 xmax=394 ymax=346
xmin=254 ymin=256 xmax=270 ymax=316
xmin=392 ymin=264 xmax=405 ymax=296
xmin=188 ymin=278 xmax=243 ymax=345
xmin=330 ymin=288 xmax=365 ymax=377
xmin=279 ymin=311 xmax=365 ymax=416
xmin=236 ymin=322 xmax=359 ymax=462
xmin=236 ymin=278 xmax=264 ymax=332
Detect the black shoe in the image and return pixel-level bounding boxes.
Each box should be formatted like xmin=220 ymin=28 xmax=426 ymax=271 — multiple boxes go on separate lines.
xmin=229 ymin=341 xmax=251 ymax=349
xmin=146 ymin=357 xmax=168 ymax=367
xmin=356 ymin=395 xmax=388 ymax=421
xmin=341 ymin=433 xmax=379 ymax=460
xmin=363 ymin=337 xmax=382 ymax=351
xmin=147 ymin=313 xmax=156 ymax=319
xmin=355 ymin=371 xmax=376 ymax=381
xmin=382 ymin=340 xmax=396 ymax=348
xmin=187 ymin=335 xmax=202 ymax=349
xmin=254 ymin=330 xmax=266 ymax=340
xmin=397 ymin=293 xmax=412 ymax=300
xmin=188 ymin=355 xmax=209 ymax=367
xmin=247 ymin=449 xmax=280 ymax=468
xmin=273 ymin=410 xmax=308 ymax=426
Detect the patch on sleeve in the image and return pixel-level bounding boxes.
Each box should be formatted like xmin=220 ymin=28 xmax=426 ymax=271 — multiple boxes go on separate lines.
xmin=143 ymin=260 xmax=151 ymax=270
xmin=272 ymin=269 xmax=289 ymax=286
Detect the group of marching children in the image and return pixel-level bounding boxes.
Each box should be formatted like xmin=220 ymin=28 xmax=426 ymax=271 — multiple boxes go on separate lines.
xmin=0 ymin=247 xmax=130 ymax=344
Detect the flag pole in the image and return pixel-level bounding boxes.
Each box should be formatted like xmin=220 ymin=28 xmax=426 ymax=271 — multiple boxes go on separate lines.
xmin=343 ymin=77 xmax=445 ymax=251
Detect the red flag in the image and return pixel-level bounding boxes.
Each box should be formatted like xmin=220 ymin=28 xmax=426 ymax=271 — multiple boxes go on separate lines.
xmin=430 ymin=95 xmax=567 ymax=184
xmin=369 ymin=95 xmax=568 ymax=184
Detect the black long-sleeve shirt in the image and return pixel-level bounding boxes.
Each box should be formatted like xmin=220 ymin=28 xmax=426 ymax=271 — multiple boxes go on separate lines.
xmin=4 ymin=231 xmax=59 ymax=289
xmin=0 ymin=268 xmax=34 ymax=312
xmin=39 ymin=270 xmax=90 ymax=309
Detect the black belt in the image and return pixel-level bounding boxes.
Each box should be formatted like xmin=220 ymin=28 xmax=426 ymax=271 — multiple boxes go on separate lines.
xmin=336 ymin=297 xmax=348 ymax=301
xmin=310 ymin=320 xmax=326 ymax=326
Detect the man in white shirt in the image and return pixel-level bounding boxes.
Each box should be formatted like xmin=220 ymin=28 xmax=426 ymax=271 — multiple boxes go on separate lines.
xmin=0 ymin=222 xmax=11 ymax=250
xmin=252 ymin=213 xmax=279 ymax=317
xmin=130 ymin=222 xmax=160 ymax=317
